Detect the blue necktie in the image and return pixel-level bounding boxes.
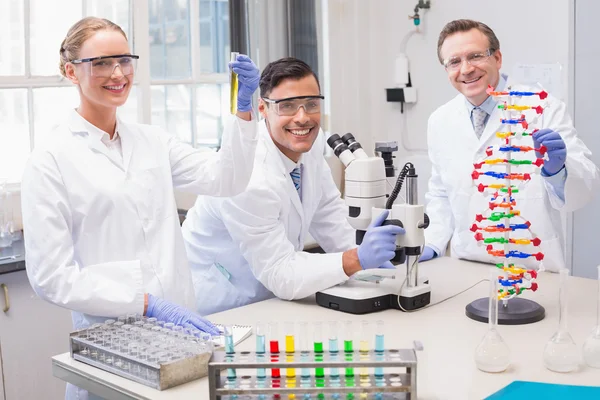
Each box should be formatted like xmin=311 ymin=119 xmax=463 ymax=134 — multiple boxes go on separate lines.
xmin=290 ymin=167 xmax=301 ymax=193
xmin=472 ymin=107 xmax=488 ymax=138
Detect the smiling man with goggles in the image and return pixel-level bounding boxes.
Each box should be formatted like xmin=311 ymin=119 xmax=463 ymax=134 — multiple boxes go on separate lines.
xmin=261 ymin=95 xmax=324 ymax=116
xmin=70 ymin=54 xmax=139 ymax=77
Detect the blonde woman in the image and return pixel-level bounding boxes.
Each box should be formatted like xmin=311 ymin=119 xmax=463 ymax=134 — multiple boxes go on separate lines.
xmin=21 ymin=16 xmax=259 ymax=399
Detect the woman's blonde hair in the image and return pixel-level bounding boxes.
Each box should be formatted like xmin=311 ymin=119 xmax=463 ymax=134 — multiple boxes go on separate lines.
xmin=59 ymin=17 xmax=127 ymax=78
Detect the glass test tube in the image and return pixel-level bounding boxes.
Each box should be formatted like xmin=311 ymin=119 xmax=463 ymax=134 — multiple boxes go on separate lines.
xmin=344 ymin=321 xmax=355 ymax=378
xmin=230 ymin=52 xmax=239 ymax=115
xmin=255 ymin=321 xmax=267 ymax=379
xmin=374 ymin=321 xmax=385 ymax=378
xmin=298 ymin=322 xmax=311 ymax=381
xmin=329 ymin=321 xmax=341 ymax=383
xmin=269 ymin=322 xmax=281 ymax=379
xmin=225 ymin=325 xmax=237 ymax=379
xmin=359 ymin=321 xmax=370 ymax=379
xmin=314 ymin=321 xmax=325 ymax=383
xmin=285 ymin=322 xmax=296 ymax=379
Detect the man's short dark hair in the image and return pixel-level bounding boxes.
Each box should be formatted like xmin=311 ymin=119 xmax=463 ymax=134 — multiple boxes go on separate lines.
xmin=259 ymin=57 xmax=320 ymax=98
xmin=437 ymin=19 xmax=500 ymax=64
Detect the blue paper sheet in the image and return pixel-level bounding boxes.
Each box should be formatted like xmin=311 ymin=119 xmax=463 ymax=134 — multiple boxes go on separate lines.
xmin=486 ymin=380 xmax=600 ymax=399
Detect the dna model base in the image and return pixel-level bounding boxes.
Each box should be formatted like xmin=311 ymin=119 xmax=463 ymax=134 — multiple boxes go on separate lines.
xmin=466 ymin=297 xmax=545 ymax=325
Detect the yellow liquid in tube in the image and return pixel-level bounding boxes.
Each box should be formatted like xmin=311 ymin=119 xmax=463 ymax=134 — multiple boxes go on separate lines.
xmin=230 ymin=52 xmax=239 ymax=114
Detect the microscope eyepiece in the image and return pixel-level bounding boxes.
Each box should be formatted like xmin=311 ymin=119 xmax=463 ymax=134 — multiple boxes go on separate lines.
xmin=341 ymin=133 xmax=364 ymax=153
xmin=327 ymin=134 xmax=350 ymax=158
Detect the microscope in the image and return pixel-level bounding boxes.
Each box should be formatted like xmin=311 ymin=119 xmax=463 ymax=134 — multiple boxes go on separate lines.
xmin=315 ymin=133 xmax=431 ymax=314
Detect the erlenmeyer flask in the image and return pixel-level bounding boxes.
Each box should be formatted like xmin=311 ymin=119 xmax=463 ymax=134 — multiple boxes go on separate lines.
xmin=475 ymin=268 xmax=510 ymax=372
xmin=583 ymin=265 xmax=600 ymax=368
xmin=543 ymin=268 xmax=579 ymax=372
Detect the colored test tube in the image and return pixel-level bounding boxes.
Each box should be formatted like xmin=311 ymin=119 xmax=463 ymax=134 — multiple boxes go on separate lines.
xmin=374 ymin=320 xmax=385 ymax=378
xmin=284 ymin=321 xmax=296 ymax=379
xmin=359 ymin=321 xmax=370 ymax=380
xmin=298 ymin=321 xmax=311 ymax=380
xmin=269 ymin=322 xmax=281 ymax=379
xmin=224 ymin=325 xmax=236 ymax=380
xmin=344 ymin=321 xmax=354 ymax=378
xmin=329 ymin=321 xmax=340 ymax=380
xmin=314 ymin=321 xmax=325 ymax=378
xmin=256 ymin=321 xmax=267 ymax=379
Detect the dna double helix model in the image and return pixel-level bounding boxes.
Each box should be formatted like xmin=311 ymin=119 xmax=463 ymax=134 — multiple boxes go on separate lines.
xmin=470 ymin=85 xmax=549 ymax=301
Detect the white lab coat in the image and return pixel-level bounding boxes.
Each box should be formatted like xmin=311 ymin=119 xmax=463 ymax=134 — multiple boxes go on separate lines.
xmin=21 ymin=110 xmax=257 ymax=330
xmin=182 ymin=120 xmax=356 ymax=315
xmin=425 ymin=80 xmax=598 ymax=271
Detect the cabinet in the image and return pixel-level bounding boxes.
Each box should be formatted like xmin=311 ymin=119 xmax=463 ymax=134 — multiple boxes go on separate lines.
xmin=0 ymin=342 xmax=4 ymax=400
xmin=0 ymin=270 xmax=73 ymax=400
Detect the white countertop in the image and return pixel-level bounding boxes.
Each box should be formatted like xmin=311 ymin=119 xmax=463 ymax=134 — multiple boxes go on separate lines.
xmin=52 ymin=257 xmax=600 ymax=399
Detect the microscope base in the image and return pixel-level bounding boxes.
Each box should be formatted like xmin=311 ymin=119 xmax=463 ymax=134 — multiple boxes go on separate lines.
xmin=316 ymin=278 xmax=431 ymax=314
xmin=465 ymin=297 xmax=545 ymax=325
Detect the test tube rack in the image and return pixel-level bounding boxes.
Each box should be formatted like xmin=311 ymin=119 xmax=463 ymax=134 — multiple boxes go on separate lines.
xmin=69 ymin=326 xmax=213 ymax=390
xmin=208 ymin=348 xmax=418 ymax=399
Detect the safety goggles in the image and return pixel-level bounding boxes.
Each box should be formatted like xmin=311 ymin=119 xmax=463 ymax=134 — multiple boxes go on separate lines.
xmin=262 ymin=95 xmax=324 ymax=116
xmin=70 ymin=54 xmax=139 ymax=78
xmin=442 ymin=49 xmax=494 ymax=71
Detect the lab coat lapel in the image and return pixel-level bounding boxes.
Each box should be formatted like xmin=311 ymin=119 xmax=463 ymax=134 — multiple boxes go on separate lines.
xmin=119 ymin=124 xmax=134 ymax=173
xmin=68 ymin=112 xmax=124 ymax=170
xmin=260 ymin=122 xmax=306 ymax=233
xmin=477 ymin=105 xmax=502 ymax=150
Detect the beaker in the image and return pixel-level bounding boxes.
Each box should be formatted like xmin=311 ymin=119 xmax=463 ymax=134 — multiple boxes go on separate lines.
xmin=474 ymin=268 xmax=510 ymax=372
xmin=583 ymin=265 xmax=600 ymax=368
xmin=543 ymin=268 xmax=579 ymax=372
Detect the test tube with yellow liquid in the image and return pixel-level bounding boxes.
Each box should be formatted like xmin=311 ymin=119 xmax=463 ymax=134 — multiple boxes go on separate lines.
xmin=230 ymin=52 xmax=239 ymax=114
xmin=284 ymin=321 xmax=296 ymax=399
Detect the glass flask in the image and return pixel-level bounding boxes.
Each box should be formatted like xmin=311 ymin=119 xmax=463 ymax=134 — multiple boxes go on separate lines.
xmin=583 ymin=265 xmax=600 ymax=368
xmin=475 ymin=268 xmax=510 ymax=372
xmin=543 ymin=268 xmax=579 ymax=372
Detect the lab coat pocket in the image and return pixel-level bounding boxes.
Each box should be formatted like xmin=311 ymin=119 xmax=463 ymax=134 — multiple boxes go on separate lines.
xmin=130 ymin=166 xmax=168 ymax=221
xmin=193 ymin=263 xmax=239 ymax=315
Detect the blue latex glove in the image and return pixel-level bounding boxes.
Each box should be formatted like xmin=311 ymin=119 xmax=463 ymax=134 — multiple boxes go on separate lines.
xmin=533 ymin=128 xmax=567 ymax=176
xmin=146 ymin=294 xmax=220 ymax=335
xmin=419 ymin=246 xmax=437 ymax=262
xmin=230 ymin=54 xmax=260 ymax=112
xmin=357 ymin=210 xmax=406 ymax=270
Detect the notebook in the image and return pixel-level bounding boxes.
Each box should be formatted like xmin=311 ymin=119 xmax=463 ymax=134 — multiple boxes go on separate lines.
xmin=485 ymin=381 xmax=600 ymax=400
xmin=211 ymin=324 xmax=253 ymax=349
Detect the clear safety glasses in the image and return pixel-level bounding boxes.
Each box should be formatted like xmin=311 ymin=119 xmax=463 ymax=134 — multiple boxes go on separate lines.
xmin=443 ymin=48 xmax=494 ymax=71
xmin=71 ymin=54 xmax=140 ymax=78
xmin=262 ymin=95 xmax=325 ymax=116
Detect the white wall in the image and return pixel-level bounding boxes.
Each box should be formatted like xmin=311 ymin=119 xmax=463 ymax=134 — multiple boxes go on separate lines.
xmin=326 ymin=0 xmax=572 ymax=202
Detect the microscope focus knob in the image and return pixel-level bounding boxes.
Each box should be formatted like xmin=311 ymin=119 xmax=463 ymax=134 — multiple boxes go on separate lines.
xmin=382 ymin=219 xmax=404 ymax=229
xmin=418 ymin=213 xmax=430 ymax=229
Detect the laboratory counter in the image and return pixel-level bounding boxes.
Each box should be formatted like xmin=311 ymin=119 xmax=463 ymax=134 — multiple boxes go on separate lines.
xmin=52 ymin=257 xmax=600 ymax=399
xmin=0 ymin=238 xmax=25 ymax=275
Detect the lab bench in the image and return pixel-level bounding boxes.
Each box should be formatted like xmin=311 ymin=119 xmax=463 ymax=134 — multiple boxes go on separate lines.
xmin=52 ymin=257 xmax=600 ymax=399
xmin=0 ymin=238 xmax=25 ymax=275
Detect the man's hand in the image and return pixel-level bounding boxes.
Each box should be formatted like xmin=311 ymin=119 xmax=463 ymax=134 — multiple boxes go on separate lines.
xmin=533 ymin=129 xmax=567 ymax=176
xmin=419 ymin=246 xmax=437 ymax=262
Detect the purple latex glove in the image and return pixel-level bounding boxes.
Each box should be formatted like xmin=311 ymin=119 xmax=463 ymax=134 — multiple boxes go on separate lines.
xmin=146 ymin=293 xmax=219 ymax=335
xmin=533 ymin=128 xmax=567 ymax=176
xmin=230 ymin=54 xmax=260 ymax=112
xmin=419 ymin=246 xmax=437 ymax=262
xmin=358 ymin=210 xmax=405 ymax=270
